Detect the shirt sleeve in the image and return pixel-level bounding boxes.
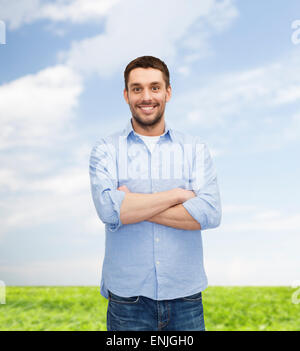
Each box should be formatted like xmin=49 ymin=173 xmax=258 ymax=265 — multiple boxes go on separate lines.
xmin=182 ymin=140 xmax=222 ymax=231
xmin=89 ymin=138 xmax=125 ymax=232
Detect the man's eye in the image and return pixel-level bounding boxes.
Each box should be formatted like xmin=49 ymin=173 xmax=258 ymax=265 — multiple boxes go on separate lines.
xmin=133 ymin=88 xmax=141 ymax=92
xmin=152 ymin=86 xmax=159 ymax=91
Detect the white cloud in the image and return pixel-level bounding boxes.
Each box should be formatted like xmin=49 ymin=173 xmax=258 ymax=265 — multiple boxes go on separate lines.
xmin=177 ymin=66 xmax=191 ymax=77
xmin=229 ymin=212 xmax=300 ymax=233
xmin=1 ymin=192 xmax=88 ymax=232
xmin=0 ymin=142 xmax=98 ymax=235
xmin=206 ymin=257 xmax=299 ymax=286
xmin=222 ymin=204 xmax=258 ymax=214
xmin=0 ymin=169 xmax=21 ymax=192
xmin=205 ymin=0 xmax=238 ymax=32
xmin=0 ymin=0 xmax=40 ymax=30
xmin=61 ymin=0 xmax=238 ymax=77
xmin=221 ymin=204 xmax=300 ymax=233
xmin=0 ymin=152 xmax=58 ymax=181
xmin=250 ymin=110 xmax=300 ymax=152
xmin=39 ymin=0 xmax=120 ymax=23
xmin=0 ymin=64 xmax=83 ymax=149
xmin=28 ymin=167 xmax=89 ymax=195
xmin=180 ymin=0 xmax=238 ymax=58
xmin=0 ymin=256 xmax=104 ymax=285
xmin=0 ymin=61 xmax=95 ymax=241
xmin=0 ymin=121 xmax=104 ymax=238
xmin=172 ymin=50 xmax=300 ymax=131
xmin=205 ymin=203 xmax=300 ymax=286
xmin=0 ymin=60 xmax=90 ymax=242
xmin=0 ymin=0 xmax=120 ymax=29
xmin=282 ymin=113 xmax=300 ymax=142
xmin=83 ymin=214 xmax=106 ymax=236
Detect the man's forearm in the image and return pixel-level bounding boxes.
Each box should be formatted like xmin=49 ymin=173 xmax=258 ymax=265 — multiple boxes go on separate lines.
xmin=147 ymin=203 xmax=201 ymax=230
xmin=120 ymin=190 xmax=180 ymax=225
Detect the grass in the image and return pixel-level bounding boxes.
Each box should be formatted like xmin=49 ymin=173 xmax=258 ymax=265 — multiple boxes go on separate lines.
xmin=0 ymin=286 xmax=299 ymax=331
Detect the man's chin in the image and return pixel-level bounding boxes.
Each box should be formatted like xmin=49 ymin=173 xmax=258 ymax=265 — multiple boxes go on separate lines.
xmin=133 ymin=113 xmax=162 ymax=127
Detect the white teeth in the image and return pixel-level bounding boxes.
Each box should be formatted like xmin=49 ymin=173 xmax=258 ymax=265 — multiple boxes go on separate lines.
xmin=140 ymin=106 xmax=156 ymax=110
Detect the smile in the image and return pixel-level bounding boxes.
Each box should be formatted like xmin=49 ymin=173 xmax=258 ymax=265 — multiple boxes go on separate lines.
xmin=138 ymin=105 xmax=158 ymax=113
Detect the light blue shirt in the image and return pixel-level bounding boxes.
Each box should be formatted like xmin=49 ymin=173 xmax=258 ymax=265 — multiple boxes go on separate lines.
xmin=89 ymin=118 xmax=221 ymax=300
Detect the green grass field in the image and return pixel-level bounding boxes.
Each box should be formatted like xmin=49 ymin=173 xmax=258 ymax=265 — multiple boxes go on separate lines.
xmin=0 ymin=286 xmax=299 ymax=331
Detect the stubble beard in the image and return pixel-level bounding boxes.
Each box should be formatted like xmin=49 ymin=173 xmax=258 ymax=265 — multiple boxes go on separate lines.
xmin=129 ymin=101 xmax=166 ymax=129
xmin=132 ymin=110 xmax=163 ymax=128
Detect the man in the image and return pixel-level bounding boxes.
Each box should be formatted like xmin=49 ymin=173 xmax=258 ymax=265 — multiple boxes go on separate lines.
xmin=89 ymin=56 xmax=221 ymax=331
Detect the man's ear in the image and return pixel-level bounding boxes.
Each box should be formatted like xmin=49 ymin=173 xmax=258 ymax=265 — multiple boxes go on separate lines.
xmin=166 ymin=85 xmax=172 ymax=103
xmin=123 ymin=88 xmax=129 ymax=104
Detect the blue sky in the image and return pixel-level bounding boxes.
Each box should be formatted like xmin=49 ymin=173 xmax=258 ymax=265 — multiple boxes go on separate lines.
xmin=0 ymin=0 xmax=300 ymax=286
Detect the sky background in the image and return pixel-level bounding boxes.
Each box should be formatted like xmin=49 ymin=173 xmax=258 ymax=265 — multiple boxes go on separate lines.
xmin=0 ymin=0 xmax=300 ymax=287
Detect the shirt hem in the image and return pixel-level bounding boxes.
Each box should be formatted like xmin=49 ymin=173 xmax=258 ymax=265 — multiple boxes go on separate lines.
xmin=100 ymin=280 xmax=208 ymax=301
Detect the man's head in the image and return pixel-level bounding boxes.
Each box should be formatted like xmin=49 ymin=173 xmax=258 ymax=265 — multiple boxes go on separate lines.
xmin=123 ymin=56 xmax=172 ymax=130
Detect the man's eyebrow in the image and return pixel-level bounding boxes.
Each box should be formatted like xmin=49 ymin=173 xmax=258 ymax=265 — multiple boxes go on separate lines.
xmin=129 ymin=83 xmax=141 ymax=87
xmin=129 ymin=81 xmax=162 ymax=87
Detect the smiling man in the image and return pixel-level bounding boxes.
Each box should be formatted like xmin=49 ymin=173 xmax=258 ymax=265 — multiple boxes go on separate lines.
xmin=89 ymin=56 xmax=222 ymax=331
xmin=124 ymin=65 xmax=170 ymax=134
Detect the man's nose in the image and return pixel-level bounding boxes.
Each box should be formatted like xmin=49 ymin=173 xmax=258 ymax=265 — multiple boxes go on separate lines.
xmin=141 ymin=88 xmax=152 ymax=100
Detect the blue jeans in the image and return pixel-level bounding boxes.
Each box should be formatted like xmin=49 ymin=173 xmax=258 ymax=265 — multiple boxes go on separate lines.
xmin=106 ymin=290 xmax=205 ymax=331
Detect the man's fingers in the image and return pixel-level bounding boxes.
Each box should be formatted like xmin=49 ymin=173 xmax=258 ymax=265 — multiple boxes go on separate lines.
xmin=118 ymin=185 xmax=130 ymax=193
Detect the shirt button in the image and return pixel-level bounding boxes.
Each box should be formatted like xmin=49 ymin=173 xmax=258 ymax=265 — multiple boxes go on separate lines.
xmin=156 ymin=261 xmax=160 ymax=265
xmin=155 ymin=238 xmax=160 ymax=242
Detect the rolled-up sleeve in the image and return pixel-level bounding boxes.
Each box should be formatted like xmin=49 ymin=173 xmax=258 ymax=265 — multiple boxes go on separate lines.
xmin=89 ymin=139 xmax=125 ymax=232
xmin=182 ymin=140 xmax=222 ymax=231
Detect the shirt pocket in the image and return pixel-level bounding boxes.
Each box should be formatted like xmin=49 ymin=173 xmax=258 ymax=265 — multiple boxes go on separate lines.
xmin=181 ymin=291 xmax=202 ymax=302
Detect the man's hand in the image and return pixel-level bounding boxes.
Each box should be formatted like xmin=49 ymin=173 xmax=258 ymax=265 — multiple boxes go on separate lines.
xmin=118 ymin=185 xmax=131 ymax=193
xmin=173 ymin=188 xmax=196 ymax=202
xmin=118 ymin=185 xmax=195 ymax=202
xmin=117 ymin=185 xmax=196 ymax=225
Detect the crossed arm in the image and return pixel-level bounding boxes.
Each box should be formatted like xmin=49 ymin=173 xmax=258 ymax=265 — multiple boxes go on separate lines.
xmin=117 ymin=185 xmax=201 ymax=231
xmin=90 ymin=139 xmax=220 ymax=233
xmin=148 ymin=203 xmax=201 ymax=230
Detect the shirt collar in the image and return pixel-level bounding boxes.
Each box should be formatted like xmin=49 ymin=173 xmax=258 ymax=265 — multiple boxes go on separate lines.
xmin=123 ymin=118 xmax=174 ymax=141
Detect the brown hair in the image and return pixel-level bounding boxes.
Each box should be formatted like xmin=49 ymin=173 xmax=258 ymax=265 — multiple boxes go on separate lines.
xmin=124 ymin=56 xmax=170 ymax=91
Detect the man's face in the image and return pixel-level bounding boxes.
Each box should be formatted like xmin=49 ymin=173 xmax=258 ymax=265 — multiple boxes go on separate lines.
xmin=124 ymin=68 xmax=172 ymax=127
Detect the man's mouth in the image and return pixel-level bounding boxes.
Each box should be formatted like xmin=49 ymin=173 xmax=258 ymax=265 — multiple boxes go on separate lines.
xmin=138 ymin=104 xmax=158 ymax=113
